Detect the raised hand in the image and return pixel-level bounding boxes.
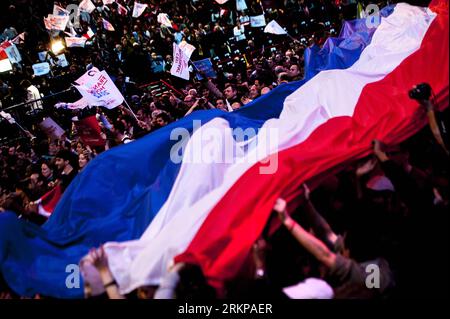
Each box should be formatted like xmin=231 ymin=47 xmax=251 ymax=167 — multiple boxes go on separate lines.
xmin=356 ymin=158 xmax=377 ymax=177
xmin=88 ymin=246 xmax=109 ymax=273
xmin=302 ymin=183 xmax=311 ymax=201
xmin=273 ymin=198 xmax=288 ymax=222
xmin=372 ymin=139 xmax=389 ymax=162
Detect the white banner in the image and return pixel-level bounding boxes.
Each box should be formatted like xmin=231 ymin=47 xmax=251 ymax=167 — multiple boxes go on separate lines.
xmin=264 ymin=20 xmax=287 ymax=35
xmin=102 ymin=0 xmax=116 ymax=5
xmin=32 ymin=62 xmax=51 ymax=76
xmin=215 ymin=0 xmax=229 ymax=4
xmin=0 ymin=59 xmax=12 ymax=73
xmin=132 ymin=2 xmax=148 ymax=18
xmin=44 ymin=14 xmax=70 ymax=31
xmin=157 ymin=13 xmax=172 ymax=28
xmin=250 ymin=14 xmax=266 ymax=28
xmin=75 ymin=67 xmax=101 ymax=86
xmin=179 ymin=41 xmax=196 ymax=59
xmin=79 ymin=0 xmax=96 ymax=14
xmin=170 ymin=43 xmax=190 ymax=80
xmin=75 ymin=69 xmax=124 ymax=109
xmin=65 ymin=37 xmax=87 ymax=48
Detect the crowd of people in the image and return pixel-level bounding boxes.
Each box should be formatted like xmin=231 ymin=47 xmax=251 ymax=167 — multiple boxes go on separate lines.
xmin=0 ymin=0 xmax=359 ymax=225
xmin=1 ymin=0 xmax=448 ymax=299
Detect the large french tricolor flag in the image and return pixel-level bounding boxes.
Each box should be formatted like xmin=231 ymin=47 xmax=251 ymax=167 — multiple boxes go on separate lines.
xmin=0 ymin=2 xmax=447 ymax=299
xmin=94 ymin=2 xmax=448 ymax=295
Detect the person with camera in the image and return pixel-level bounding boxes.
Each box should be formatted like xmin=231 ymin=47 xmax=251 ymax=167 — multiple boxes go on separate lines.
xmin=409 ymin=83 xmax=449 ymax=156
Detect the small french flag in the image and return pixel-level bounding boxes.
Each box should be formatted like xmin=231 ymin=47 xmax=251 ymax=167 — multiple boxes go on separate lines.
xmin=35 ymin=184 xmax=63 ymax=218
xmin=83 ymin=27 xmax=95 ymax=39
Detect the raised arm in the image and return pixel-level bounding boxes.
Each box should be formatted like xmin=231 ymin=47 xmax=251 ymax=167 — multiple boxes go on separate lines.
xmin=184 ymin=99 xmax=201 ymax=116
xmin=302 ymin=184 xmax=339 ymax=248
xmin=87 ymin=246 xmax=125 ymax=299
xmin=274 ymin=198 xmax=337 ymax=269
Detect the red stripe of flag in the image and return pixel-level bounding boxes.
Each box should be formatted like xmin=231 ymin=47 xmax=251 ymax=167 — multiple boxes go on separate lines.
xmin=175 ymin=8 xmax=449 ymax=294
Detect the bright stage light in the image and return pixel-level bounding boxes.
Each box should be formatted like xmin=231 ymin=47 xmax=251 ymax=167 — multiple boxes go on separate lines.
xmin=51 ymin=40 xmax=65 ymax=55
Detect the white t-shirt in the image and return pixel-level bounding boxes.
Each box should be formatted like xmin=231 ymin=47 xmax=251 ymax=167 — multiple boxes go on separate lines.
xmin=283 ymin=278 xmax=334 ymax=299
xmin=122 ymin=135 xmax=134 ymax=144
xmin=26 ymin=85 xmax=43 ymax=111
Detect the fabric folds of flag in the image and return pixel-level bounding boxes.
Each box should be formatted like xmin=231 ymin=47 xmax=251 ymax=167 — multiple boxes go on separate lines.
xmin=264 ymin=20 xmax=287 ymax=35
xmin=0 ymin=6 xmax=378 ymax=297
xmin=0 ymin=4 xmax=395 ymax=299
xmin=94 ymin=3 xmax=448 ymax=295
xmin=174 ymin=3 xmax=449 ymax=293
xmin=99 ymin=4 xmax=442 ymax=296
xmin=1 ymin=3 xmax=447 ymax=300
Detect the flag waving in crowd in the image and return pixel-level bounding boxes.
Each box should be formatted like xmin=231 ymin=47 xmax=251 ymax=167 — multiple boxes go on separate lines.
xmin=170 ymin=43 xmax=191 ymax=80
xmin=44 ymin=14 xmax=70 ymax=31
xmin=65 ymin=37 xmax=87 ymax=48
xmin=132 ymin=2 xmax=148 ymax=18
xmin=178 ymin=41 xmax=196 ymax=59
xmin=157 ymin=13 xmax=173 ymax=28
xmin=264 ymin=20 xmax=287 ymax=35
xmin=79 ymin=0 xmax=96 ymax=13
xmin=74 ymin=68 xmax=124 ymax=109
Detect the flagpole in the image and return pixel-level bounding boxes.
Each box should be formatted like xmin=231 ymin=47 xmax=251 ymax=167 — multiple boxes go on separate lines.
xmin=189 ymin=59 xmax=201 ymax=73
xmin=14 ymin=121 xmax=36 ymax=139
xmin=123 ymin=99 xmax=140 ymax=122
xmin=287 ymin=33 xmax=299 ymax=43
